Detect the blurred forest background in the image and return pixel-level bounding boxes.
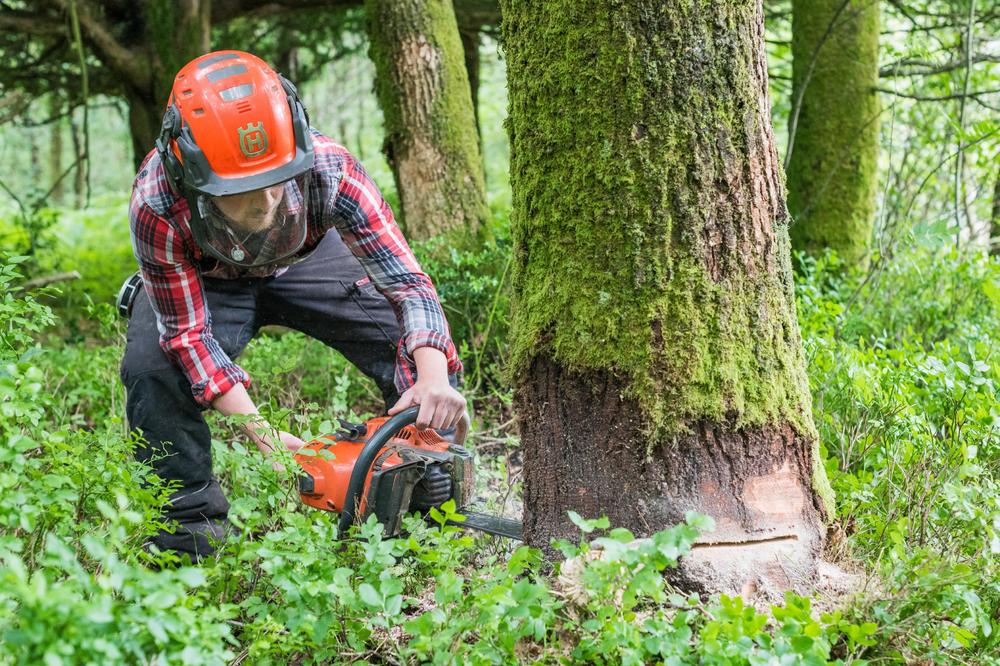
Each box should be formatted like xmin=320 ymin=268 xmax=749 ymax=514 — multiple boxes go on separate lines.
xmin=1 ymin=1 xmax=999 ymax=664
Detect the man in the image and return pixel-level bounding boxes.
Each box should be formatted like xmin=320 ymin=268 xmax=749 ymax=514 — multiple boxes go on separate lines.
xmin=120 ymin=50 xmax=465 ymax=559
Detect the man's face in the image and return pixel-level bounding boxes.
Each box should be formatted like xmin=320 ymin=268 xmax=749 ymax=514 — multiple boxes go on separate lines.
xmin=211 ymin=182 xmax=285 ymax=234
xmin=192 ymin=172 xmax=310 ymax=267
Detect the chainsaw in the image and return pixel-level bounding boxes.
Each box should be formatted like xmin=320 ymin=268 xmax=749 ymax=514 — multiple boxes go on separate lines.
xmin=294 ymin=406 xmax=522 ymax=540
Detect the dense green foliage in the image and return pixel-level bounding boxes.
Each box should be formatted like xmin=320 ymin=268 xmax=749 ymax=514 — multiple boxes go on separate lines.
xmin=797 ymin=247 xmax=1000 ymax=661
xmin=2 ymin=206 xmax=1000 ymax=661
xmin=0 ymin=257 xmax=880 ymax=663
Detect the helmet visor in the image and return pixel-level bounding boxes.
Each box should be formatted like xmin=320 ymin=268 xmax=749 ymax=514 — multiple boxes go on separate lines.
xmin=192 ymin=172 xmax=311 ymax=267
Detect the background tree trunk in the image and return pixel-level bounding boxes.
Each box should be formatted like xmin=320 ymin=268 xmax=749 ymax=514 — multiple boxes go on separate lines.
xmin=990 ymin=168 xmax=1000 ymax=256
xmin=48 ymin=97 xmax=64 ymax=204
xmin=125 ymin=0 xmax=212 ymax=167
xmin=366 ymin=0 xmax=488 ymax=240
xmin=459 ymin=27 xmax=481 ymax=141
xmin=124 ymin=88 xmax=164 ymax=170
xmin=787 ymin=0 xmax=881 ymax=266
xmin=503 ymin=0 xmax=833 ymax=596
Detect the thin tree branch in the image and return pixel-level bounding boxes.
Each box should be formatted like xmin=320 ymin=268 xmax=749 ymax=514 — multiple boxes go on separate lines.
xmin=971 ymin=96 xmax=1000 ymax=113
xmin=0 ymin=8 xmax=65 ymax=35
xmin=48 ymin=0 xmax=148 ymax=91
xmin=16 ymin=271 xmax=81 ymax=292
xmin=954 ymin=0 xmax=976 ymax=242
xmin=211 ymin=0 xmax=357 ymax=21
xmin=14 ymin=100 xmax=119 ymax=128
xmin=901 ymin=129 xmax=1000 ymax=225
xmin=873 ymin=87 xmax=1000 ymax=101
xmin=879 ymin=54 xmax=1000 ymax=77
xmin=68 ymin=0 xmax=90 ymax=207
xmin=884 ymin=0 xmax=998 ymax=22
xmin=0 ymin=174 xmax=28 ymax=219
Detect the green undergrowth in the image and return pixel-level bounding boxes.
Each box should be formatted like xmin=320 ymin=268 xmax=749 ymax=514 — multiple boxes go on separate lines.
xmin=3 ymin=254 xmax=877 ymax=664
xmin=413 ymin=220 xmax=513 ymax=402
xmin=797 ymin=247 xmax=1000 ymax=662
xmin=2 ymin=229 xmax=1000 ymax=663
xmin=0 ymin=196 xmax=135 ymax=341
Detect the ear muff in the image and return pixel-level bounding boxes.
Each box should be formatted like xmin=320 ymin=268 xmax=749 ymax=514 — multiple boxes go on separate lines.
xmin=279 ymin=73 xmax=310 ymax=127
xmin=278 ymin=73 xmax=298 ymax=98
xmin=155 ymin=103 xmax=183 ymax=191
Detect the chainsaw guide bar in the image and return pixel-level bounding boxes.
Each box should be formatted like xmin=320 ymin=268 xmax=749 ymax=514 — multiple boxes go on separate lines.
xmin=448 ymin=511 xmax=523 ymax=540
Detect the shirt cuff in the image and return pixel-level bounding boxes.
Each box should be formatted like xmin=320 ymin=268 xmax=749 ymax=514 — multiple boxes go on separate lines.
xmin=394 ymin=330 xmax=463 ymax=392
xmin=192 ymin=364 xmax=251 ymax=408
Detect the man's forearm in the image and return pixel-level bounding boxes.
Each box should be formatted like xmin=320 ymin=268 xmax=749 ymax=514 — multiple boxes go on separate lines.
xmin=412 ymin=346 xmax=449 ymax=383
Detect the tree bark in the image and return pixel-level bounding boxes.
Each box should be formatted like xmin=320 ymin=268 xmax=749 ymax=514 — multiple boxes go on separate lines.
xmin=366 ymin=0 xmax=488 ymax=240
xmin=503 ymin=0 xmax=833 ymax=596
xmin=991 ymin=167 xmax=1000 ymax=256
xmin=124 ymin=87 xmax=164 ymax=170
xmin=69 ymin=115 xmax=85 ymax=209
xmin=125 ymin=0 xmax=212 ymax=167
xmin=48 ymin=97 xmax=64 ymax=204
xmin=787 ymin=0 xmax=880 ymax=266
xmin=459 ymin=27 xmax=481 ymax=141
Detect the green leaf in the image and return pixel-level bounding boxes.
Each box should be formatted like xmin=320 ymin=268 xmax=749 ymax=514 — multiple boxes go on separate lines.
xmin=358 ymin=583 xmax=381 ymax=607
xmin=568 ymin=511 xmax=609 ymax=533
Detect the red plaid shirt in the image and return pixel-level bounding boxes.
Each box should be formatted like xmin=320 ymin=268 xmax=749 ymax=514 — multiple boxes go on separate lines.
xmin=129 ymin=131 xmax=461 ymax=407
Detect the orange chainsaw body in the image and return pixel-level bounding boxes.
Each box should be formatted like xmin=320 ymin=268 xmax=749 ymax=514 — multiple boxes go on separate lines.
xmin=294 ymin=416 xmax=474 ymax=535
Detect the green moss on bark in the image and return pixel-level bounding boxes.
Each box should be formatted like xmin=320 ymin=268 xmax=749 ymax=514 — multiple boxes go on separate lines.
xmin=122 ymin=1 xmax=210 ymax=167
xmin=502 ymin=0 xmax=833 ymax=515
xmin=366 ymin=0 xmax=487 ymax=240
xmin=787 ymin=0 xmax=880 ymax=266
xmin=145 ymin=0 xmax=210 ymax=90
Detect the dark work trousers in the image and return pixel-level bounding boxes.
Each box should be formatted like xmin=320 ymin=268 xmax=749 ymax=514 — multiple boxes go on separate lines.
xmin=121 ymin=231 xmax=427 ymax=559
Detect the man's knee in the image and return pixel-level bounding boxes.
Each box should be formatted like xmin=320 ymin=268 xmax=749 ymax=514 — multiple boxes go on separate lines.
xmin=124 ymin=367 xmax=214 ymax=486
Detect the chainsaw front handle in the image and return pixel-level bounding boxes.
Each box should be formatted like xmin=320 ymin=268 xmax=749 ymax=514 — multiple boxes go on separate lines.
xmin=337 ymin=407 xmax=470 ymax=535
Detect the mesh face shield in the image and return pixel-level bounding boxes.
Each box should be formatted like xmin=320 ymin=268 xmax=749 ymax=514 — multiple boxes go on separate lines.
xmin=188 ymin=172 xmax=311 ymax=268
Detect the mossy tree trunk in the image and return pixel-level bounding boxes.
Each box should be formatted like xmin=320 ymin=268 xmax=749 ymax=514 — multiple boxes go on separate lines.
xmin=990 ymin=168 xmax=1000 ymax=256
xmin=48 ymin=97 xmax=64 ymax=204
xmin=787 ymin=0 xmax=880 ymax=266
xmin=503 ymin=0 xmax=833 ymax=595
xmin=366 ymin=0 xmax=488 ymax=240
xmin=124 ymin=1 xmax=212 ymax=168
xmin=459 ymin=27 xmax=481 ymax=140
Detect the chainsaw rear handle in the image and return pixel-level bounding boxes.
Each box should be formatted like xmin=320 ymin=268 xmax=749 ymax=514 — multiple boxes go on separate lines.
xmin=337 ymin=407 xmax=469 ymax=535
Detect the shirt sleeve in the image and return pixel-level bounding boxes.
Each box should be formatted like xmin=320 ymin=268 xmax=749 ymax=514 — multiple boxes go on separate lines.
xmin=129 ymin=197 xmax=251 ymax=407
xmin=329 ymin=152 xmax=463 ymax=391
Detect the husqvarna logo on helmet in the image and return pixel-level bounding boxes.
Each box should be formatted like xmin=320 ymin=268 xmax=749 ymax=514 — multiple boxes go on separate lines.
xmin=238 ymin=122 xmax=268 ymax=157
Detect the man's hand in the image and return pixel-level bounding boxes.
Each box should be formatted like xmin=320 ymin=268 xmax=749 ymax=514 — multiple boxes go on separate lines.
xmin=389 ymin=346 xmax=466 ymax=430
xmin=249 ymin=429 xmax=305 ymax=472
xmin=212 ymin=383 xmax=305 ymax=457
xmin=250 ymin=428 xmax=306 ymax=455
xmin=389 ymin=379 xmax=467 ymax=430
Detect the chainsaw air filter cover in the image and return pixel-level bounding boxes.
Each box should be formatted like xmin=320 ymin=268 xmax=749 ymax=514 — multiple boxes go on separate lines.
xmin=295 ymin=416 xmax=474 ymax=537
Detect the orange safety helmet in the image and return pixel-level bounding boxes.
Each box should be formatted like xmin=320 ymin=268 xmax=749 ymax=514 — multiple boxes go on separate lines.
xmin=156 ymin=51 xmax=315 ymax=267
